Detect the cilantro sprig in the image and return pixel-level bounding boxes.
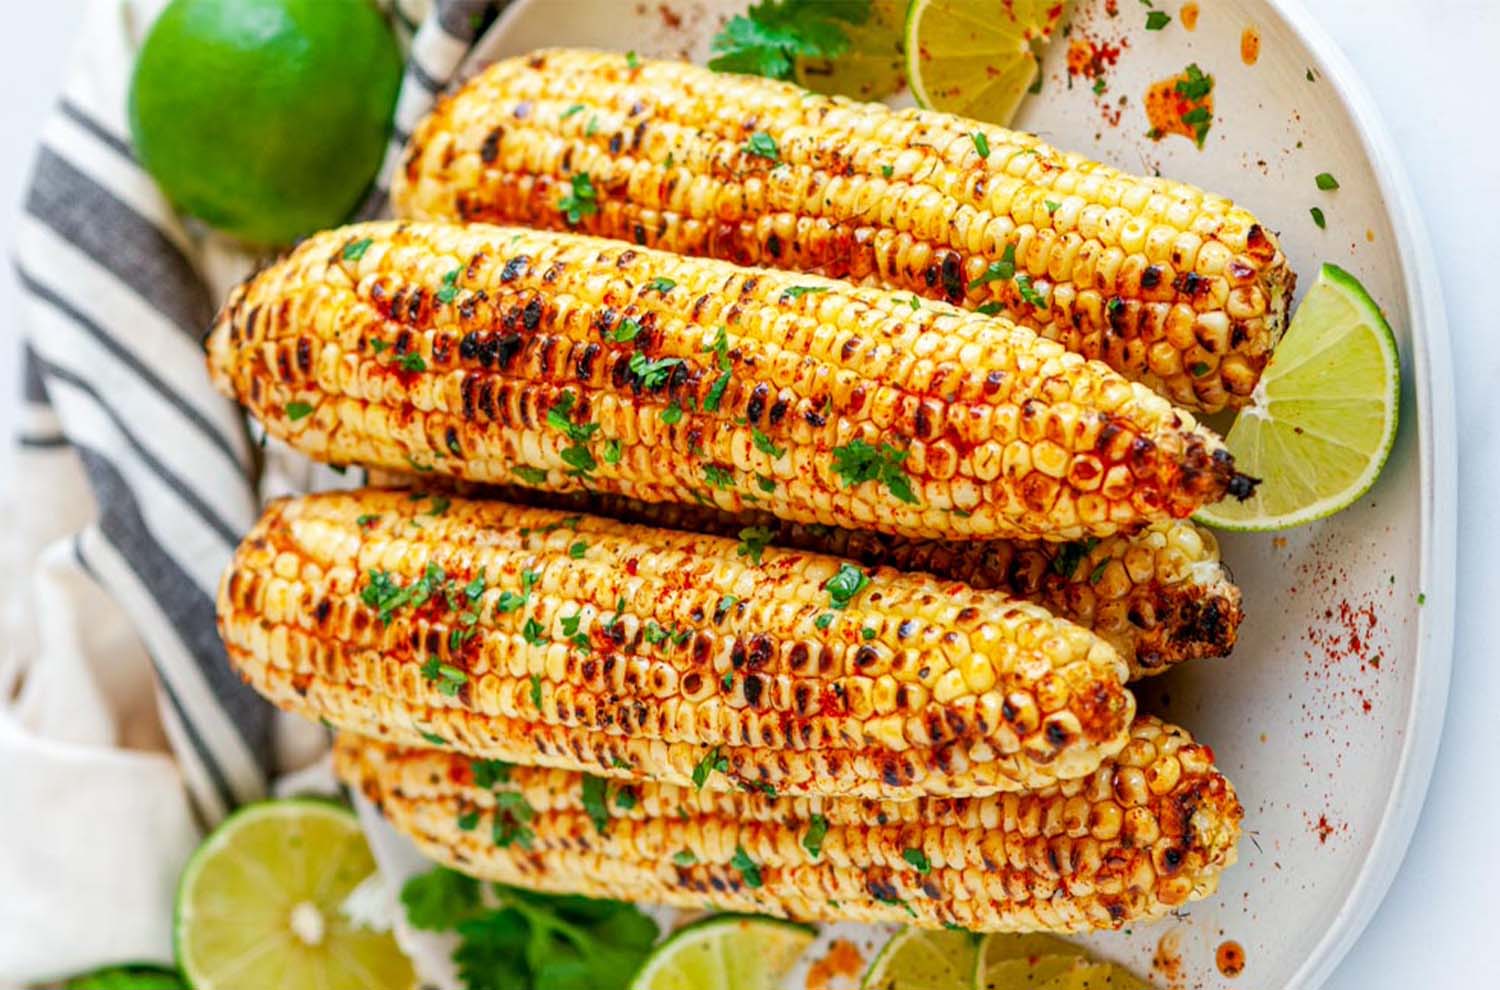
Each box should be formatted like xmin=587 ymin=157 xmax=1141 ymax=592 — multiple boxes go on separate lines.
xmin=707 ymin=0 xmax=871 ymax=81
xmin=401 ymin=867 xmax=659 ymax=990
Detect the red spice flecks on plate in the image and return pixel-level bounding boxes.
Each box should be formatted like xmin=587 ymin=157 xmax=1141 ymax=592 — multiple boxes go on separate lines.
xmin=1241 ymin=26 xmax=1262 ymax=65
xmin=1216 ymin=940 xmax=1247 ymax=978
xmin=806 ymin=939 xmax=864 ymax=990
xmin=1151 ymin=928 xmax=1186 ymax=990
xmin=1146 ymin=64 xmax=1215 ymax=148
xmin=1180 ymin=2 xmax=1199 ymax=30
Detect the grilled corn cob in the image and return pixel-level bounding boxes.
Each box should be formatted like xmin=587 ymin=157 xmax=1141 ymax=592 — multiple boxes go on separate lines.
xmin=206 ymin=221 xmax=1252 ymax=543
xmin=219 ymin=490 xmax=1135 ymax=798
xmin=393 ymin=49 xmax=1294 ymax=413
xmin=486 ymin=489 xmax=1241 ymax=678
xmin=333 ymin=716 xmax=1241 ymax=932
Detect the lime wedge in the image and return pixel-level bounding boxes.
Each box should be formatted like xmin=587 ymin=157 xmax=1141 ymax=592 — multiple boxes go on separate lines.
xmin=796 ymin=0 xmax=907 ymax=100
xmin=862 ymin=927 xmax=979 ymax=989
xmin=630 ymin=914 xmax=815 ymax=990
xmin=904 ymin=0 xmax=1067 ymax=125
xmin=1195 ymin=263 xmax=1400 ymax=530
xmin=174 ymin=800 xmax=413 ymax=990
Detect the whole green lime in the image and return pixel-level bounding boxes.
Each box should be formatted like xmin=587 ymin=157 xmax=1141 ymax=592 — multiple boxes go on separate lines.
xmin=129 ymin=0 xmax=402 ymax=246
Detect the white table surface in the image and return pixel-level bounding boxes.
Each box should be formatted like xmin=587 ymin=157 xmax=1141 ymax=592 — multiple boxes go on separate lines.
xmin=0 ymin=1 xmax=1492 ymax=985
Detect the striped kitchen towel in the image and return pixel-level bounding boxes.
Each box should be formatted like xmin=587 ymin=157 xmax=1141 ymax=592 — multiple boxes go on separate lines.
xmin=2 ymin=0 xmax=509 ymax=979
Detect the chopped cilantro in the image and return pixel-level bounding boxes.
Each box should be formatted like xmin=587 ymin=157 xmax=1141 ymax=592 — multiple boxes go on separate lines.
xmin=648 ymin=276 xmax=676 ymax=292
xmin=398 ymin=352 xmax=427 ymax=373
xmin=523 ymin=620 xmax=548 ymax=647
xmin=628 ymin=352 xmax=683 ymax=390
xmin=752 ymin=428 xmax=786 ymax=459
xmin=1315 ymin=171 xmax=1340 ymax=190
xmin=558 ymin=172 xmax=599 ymax=224
xmin=285 ymin=401 xmax=314 ymax=421
xmin=803 ymin=814 xmax=828 ymax=858
xmin=704 ymin=371 xmax=731 ymax=412
xmin=603 ymin=438 xmax=622 ymax=464
xmin=456 ymin=809 xmax=481 ymax=831
xmin=471 ymin=759 xmax=512 ymax=789
xmin=1089 ymin=559 xmax=1111 ymax=585
xmin=1310 ymin=206 xmax=1327 ymax=229
xmin=1045 ymin=200 xmax=1062 ymax=215
xmin=831 ymin=439 xmax=917 ymax=504
xmin=737 ymin=525 xmax=775 ymax=564
xmin=672 ymin=849 xmax=697 ymax=866
xmin=691 ymin=746 xmax=728 ymax=790
xmin=491 ymin=791 xmax=535 ymax=849
xmin=513 ymin=465 xmax=549 ymax=485
xmin=903 ymin=848 xmax=932 ymax=873
xmin=780 ymin=284 xmax=829 ymax=302
xmin=529 ymin=672 xmax=543 ymax=707
xmin=703 ymin=464 xmax=735 ymax=489
xmin=581 ymin=775 xmax=611 ymax=834
xmin=660 ymin=400 xmax=684 ymax=425
xmin=814 ymin=612 xmax=835 ymax=631
xmin=729 ymin=846 xmax=763 ymax=888
xmin=418 ymin=730 xmax=447 ymax=746
xmin=609 ymin=317 xmax=642 ymax=343
xmin=561 ymin=103 xmax=584 ymax=119
xmin=756 ymin=473 xmax=777 ymax=493
xmin=1052 ymin=539 xmax=1098 ymax=579
xmin=626 ymin=50 xmax=639 ymax=69
xmin=742 ymin=131 xmax=779 ymax=161
xmin=436 ymin=269 xmax=461 ymax=305
xmin=825 ymin=563 xmax=870 ymax=610
xmin=1016 ymin=273 xmax=1048 ymax=308
xmin=970 ymin=244 xmax=1018 ymax=288
xmin=1146 ymin=9 xmax=1170 ymax=29
xmin=421 ymin=656 xmax=469 ymax=697
xmin=342 ymin=237 xmax=373 ymax=261
xmin=881 ymin=164 xmax=894 ymax=178
xmin=971 ymin=131 xmax=990 ymax=158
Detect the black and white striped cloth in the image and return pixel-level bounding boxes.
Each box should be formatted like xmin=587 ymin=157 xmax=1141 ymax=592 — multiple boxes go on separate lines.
xmin=10 ymin=0 xmax=510 ymax=826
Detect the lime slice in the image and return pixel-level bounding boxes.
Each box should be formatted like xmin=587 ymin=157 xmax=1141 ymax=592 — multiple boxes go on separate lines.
xmin=904 ymin=0 xmax=1067 ymax=125
xmin=796 ymin=0 xmax=907 ymax=100
xmin=630 ymin=914 xmax=816 ymax=990
xmin=981 ymin=956 xmax=1083 ymax=988
xmin=862 ymin=927 xmax=979 ymax=989
xmin=1195 ymin=263 xmax=1400 ymax=531
xmin=174 ymin=799 xmax=413 ymax=990
xmin=975 ymin=933 xmax=1081 ymax=988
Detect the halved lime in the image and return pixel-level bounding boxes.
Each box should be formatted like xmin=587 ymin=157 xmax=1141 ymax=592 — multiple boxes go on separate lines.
xmin=174 ymin=799 xmax=413 ymax=990
xmin=904 ymin=0 xmax=1067 ymax=125
xmin=862 ymin=927 xmax=979 ymax=989
xmin=1195 ymin=264 xmax=1401 ymax=531
xmin=796 ymin=0 xmax=907 ymax=101
xmin=630 ymin=914 xmax=816 ymax=990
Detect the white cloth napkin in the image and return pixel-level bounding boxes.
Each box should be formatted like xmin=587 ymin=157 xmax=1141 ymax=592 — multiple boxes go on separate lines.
xmin=2 ymin=0 xmax=505 ymax=982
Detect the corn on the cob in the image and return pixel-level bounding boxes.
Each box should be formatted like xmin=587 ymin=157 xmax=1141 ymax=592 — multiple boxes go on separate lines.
xmin=464 ymin=486 xmax=1242 ymax=678
xmin=206 ymin=221 xmax=1252 ymax=543
xmin=393 ymin=49 xmax=1294 ymax=413
xmin=333 ymin=716 xmax=1241 ymax=932
xmin=219 ymin=490 xmax=1136 ymax=798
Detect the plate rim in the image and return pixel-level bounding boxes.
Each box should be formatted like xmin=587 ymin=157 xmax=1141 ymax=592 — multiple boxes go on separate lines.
xmin=470 ymin=2 xmax=1459 ymax=984
xmin=1265 ymin=2 xmax=1457 ymax=986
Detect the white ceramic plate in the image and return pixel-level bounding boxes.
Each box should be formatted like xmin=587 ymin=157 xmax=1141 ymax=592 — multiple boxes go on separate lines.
xmin=363 ymin=2 xmax=1456 ymax=987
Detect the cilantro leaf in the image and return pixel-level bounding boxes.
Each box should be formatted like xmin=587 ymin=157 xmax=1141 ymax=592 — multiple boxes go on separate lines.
xmin=558 ymin=172 xmax=599 ymax=224
xmin=825 ymin=562 xmax=870 ymax=610
xmin=707 ymin=0 xmax=870 ymax=81
xmin=401 ymin=867 xmax=481 ymax=931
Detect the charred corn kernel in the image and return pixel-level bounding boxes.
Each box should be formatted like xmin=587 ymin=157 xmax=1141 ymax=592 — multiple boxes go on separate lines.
xmin=218 ymin=490 xmax=1136 ymax=798
xmin=333 ymin=715 xmax=1241 ymax=933
xmin=423 ymin=485 xmax=1241 ymax=678
xmin=392 ymin=49 xmax=1295 ymax=413
xmin=206 ymin=221 xmax=1254 ymax=544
